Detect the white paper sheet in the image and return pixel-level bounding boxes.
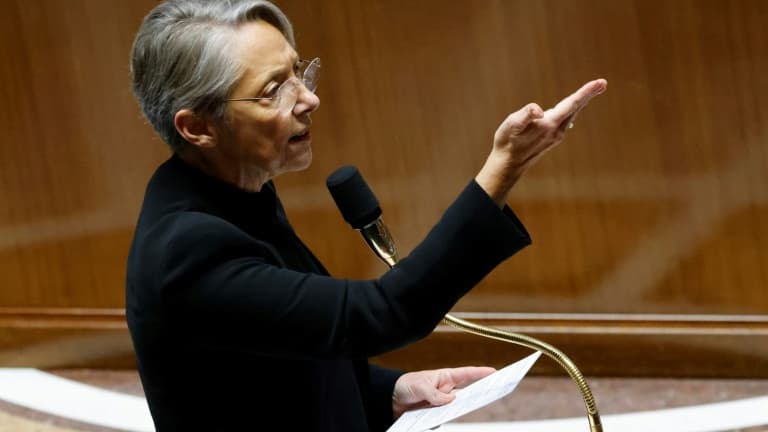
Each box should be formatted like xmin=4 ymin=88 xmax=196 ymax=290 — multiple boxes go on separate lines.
xmin=387 ymin=351 xmax=541 ymax=432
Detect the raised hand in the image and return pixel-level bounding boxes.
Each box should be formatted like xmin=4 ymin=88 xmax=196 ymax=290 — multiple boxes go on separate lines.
xmin=476 ymin=79 xmax=607 ymax=206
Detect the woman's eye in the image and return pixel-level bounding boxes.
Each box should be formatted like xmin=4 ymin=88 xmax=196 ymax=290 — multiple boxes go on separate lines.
xmin=262 ymin=82 xmax=280 ymax=98
xmin=293 ymin=62 xmax=304 ymax=78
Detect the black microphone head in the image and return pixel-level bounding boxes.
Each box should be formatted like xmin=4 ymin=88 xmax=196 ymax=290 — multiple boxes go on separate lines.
xmin=326 ymin=165 xmax=382 ymax=229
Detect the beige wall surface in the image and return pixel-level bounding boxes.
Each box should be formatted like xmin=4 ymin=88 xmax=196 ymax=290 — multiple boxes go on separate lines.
xmin=0 ymin=0 xmax=766 ymax=376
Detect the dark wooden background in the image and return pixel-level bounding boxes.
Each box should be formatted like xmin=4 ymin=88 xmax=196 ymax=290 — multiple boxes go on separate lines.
xmin=1 ymin=0 xmax=766 ymax=377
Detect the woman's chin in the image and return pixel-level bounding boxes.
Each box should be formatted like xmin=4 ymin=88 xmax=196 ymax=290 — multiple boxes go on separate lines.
xmin=285 ymin=145 xmax=313 ymax=173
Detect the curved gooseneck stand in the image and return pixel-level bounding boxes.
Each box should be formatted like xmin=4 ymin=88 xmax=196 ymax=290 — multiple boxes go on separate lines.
xmin=360 ymin=219 xmax=604 ymax=432
xmin=326 ymin=165 xmax=603 ymax=431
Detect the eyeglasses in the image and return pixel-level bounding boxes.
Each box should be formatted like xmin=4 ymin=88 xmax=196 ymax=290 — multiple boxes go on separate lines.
xmin=227 ymin=57 xmax=320 ymax=110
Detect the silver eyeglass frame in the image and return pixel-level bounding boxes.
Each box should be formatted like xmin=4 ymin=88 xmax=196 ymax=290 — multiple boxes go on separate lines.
xmin=226 ymin=57 xmax=320 ymax=106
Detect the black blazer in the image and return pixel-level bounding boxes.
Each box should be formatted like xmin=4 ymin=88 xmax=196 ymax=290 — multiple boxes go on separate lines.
xmin=126 ymin=155 xmax=531 ymax=431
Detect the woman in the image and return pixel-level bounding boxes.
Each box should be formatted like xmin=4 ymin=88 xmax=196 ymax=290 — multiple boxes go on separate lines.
xmin=127 ymin=0 xmax=606 ymax=430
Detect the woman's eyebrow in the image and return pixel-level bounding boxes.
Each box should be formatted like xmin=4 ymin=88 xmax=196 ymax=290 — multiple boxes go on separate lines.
xmin=249 ymin=65 xmax=288 ymax=93
xmin=262 ymin=66 xmax=288 ymax=82
xmin=245 ymin=53 xmax=301 ymax=95
xmin=258 ymin=55 xmax=300 ymax=84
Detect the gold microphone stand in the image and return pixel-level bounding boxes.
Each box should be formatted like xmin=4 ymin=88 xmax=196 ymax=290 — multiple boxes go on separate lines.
xmin=361 ymin=219 xmax=604 ymax=432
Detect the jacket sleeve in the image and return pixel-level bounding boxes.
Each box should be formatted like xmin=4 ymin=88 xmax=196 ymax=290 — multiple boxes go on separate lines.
xmin=365 ymin=364 xmax=403 ymax=432
xmin=145 ymin=179 xmax=531 ymax=357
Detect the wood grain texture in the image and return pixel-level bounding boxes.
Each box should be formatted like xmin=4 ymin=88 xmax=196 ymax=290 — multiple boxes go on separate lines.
xmin=275 ymin=0 xmax=768 ymax=317
xmin=0 ymin=0 xmax=167 ymax=308
xmin=2 ymin=309 xmax=766 ymax=377
xmin=0 ymin=0 xmax=766 ymax=375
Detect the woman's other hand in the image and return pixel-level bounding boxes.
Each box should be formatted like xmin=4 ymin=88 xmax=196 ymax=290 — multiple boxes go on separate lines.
xmin=392 ymin=366 xmax=496 ymax=419
xmin=476 ymin=79 xmax=608 ymax=207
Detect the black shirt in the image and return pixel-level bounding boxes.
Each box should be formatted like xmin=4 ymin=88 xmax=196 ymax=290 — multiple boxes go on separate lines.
xmin=126 ymin=155 xmax=531 ymax=431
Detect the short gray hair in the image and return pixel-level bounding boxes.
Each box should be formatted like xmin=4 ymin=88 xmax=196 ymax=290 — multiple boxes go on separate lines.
xmin=130 ymin=0 xmax=294 ymax=152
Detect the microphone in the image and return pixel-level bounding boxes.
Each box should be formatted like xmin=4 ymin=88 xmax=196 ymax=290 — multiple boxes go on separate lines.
xmin=326 ymin=165 xmax=398 ymax=267
xmin=326 ymin=165 xmax=605 ymax=432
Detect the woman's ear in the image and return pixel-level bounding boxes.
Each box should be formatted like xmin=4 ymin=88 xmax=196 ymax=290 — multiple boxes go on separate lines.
xmin=174 ymin=109 xmax=217 ymax=148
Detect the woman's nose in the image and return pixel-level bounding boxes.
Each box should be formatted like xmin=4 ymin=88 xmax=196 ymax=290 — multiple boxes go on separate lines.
xmin=293 ymin=84 xmax=320 ymax=116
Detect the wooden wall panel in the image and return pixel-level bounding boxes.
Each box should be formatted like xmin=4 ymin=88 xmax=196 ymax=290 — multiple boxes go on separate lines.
xmin=277 ymin=0 xmax=768 ymax=318
xmin=0 ymin=0 xmax=167 ymax=308
xmin=0 ymin=0 xmax=766 ymax=376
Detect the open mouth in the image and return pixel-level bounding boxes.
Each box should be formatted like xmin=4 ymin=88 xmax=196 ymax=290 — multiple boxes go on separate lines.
xmin=289 ymin=130 xmax=311 ymax=143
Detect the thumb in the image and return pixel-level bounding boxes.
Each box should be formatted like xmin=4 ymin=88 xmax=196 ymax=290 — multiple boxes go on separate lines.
xmin=495 ymin=103 xmax=544 ymax=141
xmin=425 ymin=388 xmax=455 ymax=406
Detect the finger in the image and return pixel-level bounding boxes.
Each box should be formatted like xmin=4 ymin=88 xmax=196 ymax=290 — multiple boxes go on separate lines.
xmin=548 ymin=78 xmax=606 ymax=123
xmin=547 ymin=78 xmax=607 ymax=125
xmin=558 ymin=110 xmax=578 ymax=132
xmin=425 ymin=387 xmax=455 ymax=406
xmin=495 ymin=102 xmax=544 ymax=140
xmin=447 ymin=366 xmax=496 ymax=388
